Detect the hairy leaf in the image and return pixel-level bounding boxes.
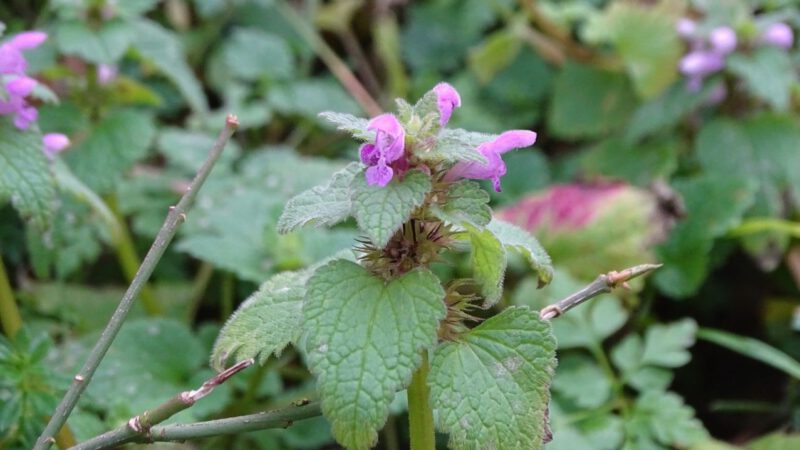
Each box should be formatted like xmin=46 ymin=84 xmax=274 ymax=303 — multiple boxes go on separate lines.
xmin=211 ymin=271 xmax=308 ymax=371
xmin=431 ymin=180 xmax=491 ymax=228
xmin=466 ymin=224 xmax=507 ymax=307
xmin=0 ymin=120 xmax=55 ymax=230
xmin=351 ymin=170 xmax=432 ymax=248
xmin=303 ymin=260 xmax=445 ymax=450
xmin=488 ymin=218 xmax=553 ymax=287
xmin=278 ymin=163 xmax=360 ymax=233
xmin=421 ymin=128 xmax=490 ymax=164
xmin=318 ymin=111 xmax=372 ymax=141
xmin=430 ymin=306 xmax=557 ymax=450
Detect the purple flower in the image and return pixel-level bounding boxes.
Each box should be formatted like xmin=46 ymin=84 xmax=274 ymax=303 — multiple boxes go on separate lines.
xmin=359 ymin=113 xmax=406 ymax=187
xmin=433 ymin=82 xmax=461 ymax=127
xmin=761 ymin=22 xmax=794 ymax=49
xmin=675 ymin=18 xmax=697 ymax=38
xmin=445 ymin=130 xmax=537 ymax=192
xmin=42 ymin=133 xmax=70 ymax=158
xmin=97 ymin=64 xmax=118 ymax=85
xmin=0 ymin=31 xmax=47 ymax=75
xmin=709 ymin=27 xmax=737 ymax=55
xmin=679 ymin=50 xmax=725 ymax=91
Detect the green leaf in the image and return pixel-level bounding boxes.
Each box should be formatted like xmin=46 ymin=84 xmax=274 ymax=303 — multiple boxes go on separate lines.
xmin=65 ymin=109 xmax=155 ymax=193
xmin=130 ymin=19 xmax=208 ymax=114
xmin=223 ymin=27 xmax=294 ymax=81
xmin=697 ymin=328 xmax=800 ymax=380
xmin=584 ymin=3 xmax=682 ymax=98
xmin=0 ymin=119 xmax=55 ymax=230
xmin=211 ymin=271 xmax=309 ymax=371
xmin=303 ymin=260 xmax=445 ymax=450
xmin=268 ymin=79 xmax=362 ymax=120
xmin=628 ymin=391 xmax=708 ymax=448
xmin=278 ymin=163 xmax=360 ymax=233
xmin=654 ymin=175 xmax=757 ymax=298
xmin=487 ymin=218 xmax=553 ymax=287
xmin=429 ymin=306 xmax=557 ymax=450
xmin=748 ymin=433 xmax=800 ymax=450
xmin=728 ymin=47 xmax=795 ymax=111
xmin=351 ymin=169 xmax=432 ymax=248
xmin=431 ymin=180 xmax=491 ymax=228
xmin=466 ymin=224 xmax=507 ymax=307
xmin=467 ymin=26 xmax=522 ymax=84
xmin=55 ymin=19 xmax=133 ymax=64
xmin=317 ymin=111 xmax=371 ymax=140
xmin=640 ymin=319 xmax=697 ymax=368
xmin=113 ymin=0 xmax=160 ymax=17
xmin=422 ymin=128 xmax=490 ymax=164
xmin=548 ymin=62 xmax=637 ymax=139
xmin=552 ymin=354 xmax=611 ymax=408
xmin=581 ymin=138 xmax=678 ymax=186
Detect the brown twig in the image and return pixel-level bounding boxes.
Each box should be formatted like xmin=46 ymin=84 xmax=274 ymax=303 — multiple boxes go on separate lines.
xmin=540 ymin=264 xmax=663 ymax=320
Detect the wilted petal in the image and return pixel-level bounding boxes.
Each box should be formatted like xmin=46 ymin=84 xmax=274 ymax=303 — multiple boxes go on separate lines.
xmin=8 ymin=31 xmax=47 ymax=50
xmin=365 ymin=160 xmax=394 ymax=187
xmin=709 ymin=27 xmax=737 ymax=55
xmin=761 ymin=22 xmax=794 ymax=49
xmin=433 ymin=82 xmax=461 ymax=126
xmin=42 ymin=133 xmax=70 ymax=157
xmin=5 ymin=76 xmax=37 ymax=97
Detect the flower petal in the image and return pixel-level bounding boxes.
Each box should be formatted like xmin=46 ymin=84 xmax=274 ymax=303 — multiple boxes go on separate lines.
xmin=761 ymin=22 xmax=794 ymax=49
xmin=5 ymin=76 xmax=37 ymax=97
xmin=360 ymin=143 xmax=379 ymax=165
xmin=365 ymin=161 xmax=394 ymax=187
xmin=433 ymin=82 xmax=461 ymax=126
xmin=43 ymin=133 xmax=70 ymax=155
xmin=481 ymin=130 xmax=537 ymax=155
xmin=8 ymin=31 xmax=48 ymax=50
xmin=709 ymin=27 xmax=737 ymax=55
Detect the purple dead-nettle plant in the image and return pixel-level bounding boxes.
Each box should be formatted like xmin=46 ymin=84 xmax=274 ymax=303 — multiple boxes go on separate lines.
xmin=677 ymin=20 xmax=737 ymax=91
xmin=212 ymin=83 xmax=560 ymax=450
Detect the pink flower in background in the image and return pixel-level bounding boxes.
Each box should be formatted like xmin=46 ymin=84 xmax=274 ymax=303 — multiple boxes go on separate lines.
xmin=42 ymin=133 xmax=70 ymax=158
xmin=675 ymin=18 xmax=697 ymax=38
xmin=709 ymin=27 xmax=737 ymax=54
xmin=677 ymin=23 xmax=737 ymax=91
xmin=445 ymin=130 xmax=537 ymax=192
xmin=0 ymin=30 xmax=47 ymax=129
xmin=760 ymin=22 xmax=794 ymax=49
xmin=97 ymin=64 xmax=118 ymax=85
xmin=433 ymin=82 xmax=461 ymax=126
xmin=360 ymin=113 xmax=406 ymax=186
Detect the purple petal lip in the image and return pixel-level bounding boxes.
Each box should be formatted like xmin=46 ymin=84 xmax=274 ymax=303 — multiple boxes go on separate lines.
xmin=43 ymin=133 xmax=70 ymax=156
xmin=445 ymin=130 xmax=537 ymax=192
xmin=8 ymin=31 xmax=48 ymax=50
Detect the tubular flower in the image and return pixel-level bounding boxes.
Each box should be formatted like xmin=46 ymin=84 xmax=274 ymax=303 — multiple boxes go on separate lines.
xmin=0 ymin=30 xmax=47 ymax=129
xmin=42 ymin=133 xmax=70 ymax=158
xmin=445 ymin=130 xmax=537 ymax=192
xmin=433 ymin=82 xmax=461 ymax=127
xmin=360 ymin=113 xmax=406 ymax=187
xmin=761 ymin=22 xmax=794 ymax=49
xmin=709 ymin=27 xmax=737 ymax=55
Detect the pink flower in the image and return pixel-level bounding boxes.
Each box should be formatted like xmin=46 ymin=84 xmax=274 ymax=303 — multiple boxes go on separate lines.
xmin=445 ymin=130 xmax=537 ymax=192
xmin=42 ymin=133 xmax=70 ymax=158
xmin=0 ymin=31 xmax=46 ymax=75
xmin=359 ymin=113 xmax=406 ymax=186
xmin=675 ymin=18 xmax=697 ymax=38
xmin=0 ymin=31 xmax=47 ymax=129
xmin=709 ymin=27 xmax=737 ymax=54
xmin=433 ymin=82 xmax=461 ymax=126
xmin=760 ymin=22 xmax=794 ymax=49
xmin=97 ymin=64 xmax=118 ymax=85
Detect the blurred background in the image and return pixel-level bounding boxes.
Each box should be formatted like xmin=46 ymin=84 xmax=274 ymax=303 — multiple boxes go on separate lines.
xmin=1 ymin=0 xmax=800 ymax=449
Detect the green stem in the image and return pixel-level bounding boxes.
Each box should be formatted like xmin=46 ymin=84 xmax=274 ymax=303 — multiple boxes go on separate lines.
xmin=408 ymin=352 xmax=436 ymax=450
xmin=33 ymin=116 xmax=239 ymax=450
xmin=104 ymin=195 xmax=161 ymax=316
xmin=185 ymin=262 xmax=214 ymax=323
xmin=0 ymin=256 xmax=22 ymax=338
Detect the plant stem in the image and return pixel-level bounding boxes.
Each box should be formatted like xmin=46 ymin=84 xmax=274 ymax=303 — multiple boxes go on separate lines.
xmin=276 ymin=1 xmax=383 ymax=116
xmin=33 ymin=115 xmax=239 ymax=450
xmin=408 ymin=352 xmax=436 ymax=450
xmin=73 ymin=402 xmax=321 ymax=449
xmin=185 ymin=262 xmax=214 ymax=323
xmin=0 ymin=255 xmax=22 ymax=338
xmin=104 ymin=195 xmax=161 ymax=316
xmin=70 ymin=358 xmax=254 ymax=450
xmin=539 ymin=263 xmax=662 ymax=320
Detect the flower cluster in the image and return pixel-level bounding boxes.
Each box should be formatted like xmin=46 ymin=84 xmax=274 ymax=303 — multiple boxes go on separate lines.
xmin=677 ymin=18 xmax=795 ymax=91
xmin=0 ymin=29 xmax=70 ymax=156
xmin=358 ymin=82 xmax=536 ymax=191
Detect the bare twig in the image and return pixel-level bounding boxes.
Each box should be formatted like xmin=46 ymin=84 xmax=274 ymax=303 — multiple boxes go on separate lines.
xmin=34 ymin=115 xmax=239 ymax=450
xmin=540 ymin=264 xmax=663 ymax=320
xmin=71 ymin=359 xmax=254 ymax=450
xmin=277 ymin=1 xmax=383 ymax=116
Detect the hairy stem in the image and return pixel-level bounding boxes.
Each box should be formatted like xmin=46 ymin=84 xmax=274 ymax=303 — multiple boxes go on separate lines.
xmin=105 ymin=195 xmax=161 ymax=315
xmin=408 ymin=352 xmax=436 ymax=450
xmin=0 ymin=255 xmax=22 ymax=338
xmin=277 ymin=1 xmax=383 ymax=116
xmin=33 ymin=116 xmax=239 ymax=450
